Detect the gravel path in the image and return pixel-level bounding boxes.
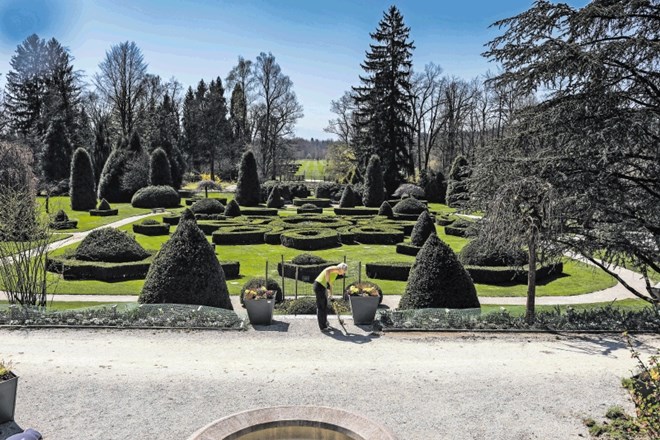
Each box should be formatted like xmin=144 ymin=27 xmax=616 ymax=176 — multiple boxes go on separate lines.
xmin=0 ymin=327 xmax=657 ymax=440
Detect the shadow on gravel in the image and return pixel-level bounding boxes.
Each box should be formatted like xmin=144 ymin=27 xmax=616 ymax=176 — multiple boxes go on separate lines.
xmin=252 ymin=320 xmax=290 ymax=332
xmin=0 ymin=421 xmax=23 ymax=440
xmin=322 ymin=327 xmax=379 ymax=344
xmin=553 ymin=334 xmax=655 ymax=358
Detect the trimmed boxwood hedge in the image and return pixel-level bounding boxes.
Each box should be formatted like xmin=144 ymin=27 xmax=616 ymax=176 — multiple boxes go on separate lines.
xmin=280 ymin=229 xmax=340 ymax=250
xmin=194 ymin=213 xmax=227 ymax=221
xmin=333 ymin=207 xmax=379 ymax=216
xmin=350 ymin=226 xmax=405 ymax=245
xmin=273 ymin=216 xmax=352 ymax=230
xmin=399 ymin=234 xmax=480 ymax=309
xmin=186 ymin=197 xmax=226 ymax=206
xmin=277 ymin=260 xmax=337 ymax=282
xmin=264 ymin=227 xmax=285 ymax=245
xmin=74 ymin=228 xmax=150 ymax=263
xmin=466 ymin=262 xmax=564 ymax=284
xmin=392 ymin=197 xmax=427 ymax=215
xmin=359 ymin=219 xmax=416 ymax=235
xmin=378 ymin=201 xmax=394 ymax=218
xmin=220 ymin=260 xmax=241 ymax=279
xmin=131 ymin=185 xmax=181 ymax=209
xmin=190 ymin=198 xmax=225 ymax=215
xmin=435 ymin=215 xmax=456 ymax=226
xmin=224 ymin=200 xmax=242 ymax=217
xmin=212 ymin=226 xmax=270 ymax=245
xmin=297 ymin=204 xmax=323 ymax=214
xmin=162 ymin=214 xmax=180 ymax=225
xmin=337 ymin=227 xmax=356 ymax=244
xmin=393 ymin=183 xmax=425 ymax=199
xmin=197 ymin=220 xmax=243 ymax=235
xmin=240 ymin=277 xmax=284 ymax=305
xmin=292 ymin=198 xmax=332 ymax=208
xmin=240 ymin=207 xmax=279 ymax=216
xmin=395 ymin=242 xmax=422 ymax=256
xmin=50 ymin=210 xmax=77 ymax=229
xmin=139 ymin=209 xmax=233 ymax=309
xmin=89 ymin=203 xmax=118 ymax=216
xmin=47 ymin=255 xmax=152 ymax=281
xmin=365 ymin=261 xmax=412 ymax=281
xmin=133 ymin=221 xmax=170 ymax=236
xmin=458 ymin=238 xmax=527 ymax=267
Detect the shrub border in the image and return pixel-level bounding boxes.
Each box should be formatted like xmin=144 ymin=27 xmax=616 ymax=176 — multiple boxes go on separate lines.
xmin=132 ymin=223 xmax=170 ymax=236
xmin=47 ymin=256 xmax=152 ymax=281
xmin=280 ymin=228 xmax=340 ymax=250
xmin=212 ymin=226 xmax=270 ymax=245
xmin=89 ymin=209 xmax=118 ymax=217
xmin=292 ymin=198 xmax=332 ymax=208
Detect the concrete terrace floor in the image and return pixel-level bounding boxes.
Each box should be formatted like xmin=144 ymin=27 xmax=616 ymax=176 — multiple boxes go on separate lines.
xmin=1 ymin=324 xmax=658 ymax=440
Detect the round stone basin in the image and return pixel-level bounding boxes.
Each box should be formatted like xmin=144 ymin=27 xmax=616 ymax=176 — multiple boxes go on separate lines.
xmin=188 ymin=406 xmax=397 ymax=440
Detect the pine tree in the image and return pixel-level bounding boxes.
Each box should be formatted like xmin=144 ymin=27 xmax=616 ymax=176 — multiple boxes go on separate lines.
xmin=362 ymin=154 xmax=385 ymax=207
xmin=41 ymin=119 xmax=72 ymax=183
xmin=206 ymin=77 xmax=230 ymax=181
xmin=353 ymin=6 xmax=415 ymax=195
xmin=149 ymin=148 xmax=173 ymax=186
xmin=69 ymin=147 xmax=96 ymax=210
xmin=235 ymin=151 xmax=260 ymax=206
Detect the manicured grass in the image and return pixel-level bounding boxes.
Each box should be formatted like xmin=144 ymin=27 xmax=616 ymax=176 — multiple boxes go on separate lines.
xmin=0 ymin=233 xmax=72 ymax=257
xmin=38 ymin=196 xmax=152 ymax=231
xmin=295 ymin=159 xmax=328 ymax=180
xmin=47 ymin=217 xmax=616 ymax=298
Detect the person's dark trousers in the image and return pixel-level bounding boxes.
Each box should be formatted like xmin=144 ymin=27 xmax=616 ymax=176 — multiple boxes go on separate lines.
xmin=313 ymin=281 xmax=329 ymax=330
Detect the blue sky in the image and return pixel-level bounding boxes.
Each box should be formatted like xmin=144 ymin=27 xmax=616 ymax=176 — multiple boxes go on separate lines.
xmin=0 ymin=0 xmax=588 ymax=139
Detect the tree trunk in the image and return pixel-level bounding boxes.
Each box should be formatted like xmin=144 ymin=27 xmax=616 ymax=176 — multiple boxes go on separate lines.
xmin=526 ymin=227 xmax=537 ymax=323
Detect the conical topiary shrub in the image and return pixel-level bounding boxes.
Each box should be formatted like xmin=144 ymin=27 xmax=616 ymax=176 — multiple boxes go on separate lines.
xmin=339 ymin=185 xmax=357 ymax=208
xmin=410 ymin=211 xmax=435 ymax=246
xmin=69 ymin=147 xmax=97 ymax=211
xmin=224 ymin=199 xmax=241 ymax=217
xmin=362 ymin=154 xmax=384 ymax=207
xmin=235 ymin=151 xmax=260 ymax=206
xmin=378 ymin=201 xmax=393 ymax=218
xmin=446 ymin=155 xmax=470 ymax=208
xmin=139 ymin=209 xmax=233 ymax=309
xmin=266 ymin=185 xmax=285 ymax=209
xmin=399 ymin=233 xmax=480 ymax=309
xmin=98 ymin=199 xmax=111 ymax=210
xmin=149 ymin=147 xmax=173 ymax=187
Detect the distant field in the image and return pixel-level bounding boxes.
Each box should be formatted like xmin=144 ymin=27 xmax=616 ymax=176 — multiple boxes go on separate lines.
xmin=295 ymin=160 xmax=328 ymax=181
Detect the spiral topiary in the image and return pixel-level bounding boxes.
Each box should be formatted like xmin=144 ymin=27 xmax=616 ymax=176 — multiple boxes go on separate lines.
xmin=139 ymin=209 xmax=233 ymax=309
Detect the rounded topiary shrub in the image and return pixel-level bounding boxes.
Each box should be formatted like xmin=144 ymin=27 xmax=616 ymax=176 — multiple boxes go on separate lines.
xmin=291 ymin=253 xmax=327 ymax=265
xmin=393 ymin=183 xmax=425 ymax=199
xmin=315 ymin=182 xmax=343 ymax=200
xmin=132 ymin=219 xmax=170 ymax=236
xmin=393 ymin=197 xmax=427 ymax=215
xmin=74 ymin=228 xmax=150 ymax=263
xmin=458 ymin=238 xmax=527 ymax=267
xmin=362 ymin=154 xmax=385 ymax=207
xmin=399 ymin=234 xmax=480 ymax=309
xmin=149 ymin=148 xmax=173 ymax=187
xmin=139 ymin=209 xmax=233 ymax=309
xmin=410 ymin=211 xmax=435 ymax=247
xmin=235 ymin=151 xmax=260 ymax=206
xmin=240 ymin=277 xmax=283 ymax=304
xmin=190 ymin=198 xmax=225 ymax=215
xmin=266 ymin=185 xmax=285 ymax=209
xmin=131 ymin=185 xmax=181 ymax=209
xmin=297 ymin=203 xmax=322 ymax=214
xmin=280 ymin=229 xmax=340 ymax=250
xmin=69 ymin=147 xmax=97 ymax=211
xmin=50 ymin=209 xmax=78 ymax=229
xmin=378 ymin=201 xmax=394 ymax=218
xmin=339 ymin=185 xmax=357 ymax=208
xmin=224 ymin=199 xmax=241 ymax=217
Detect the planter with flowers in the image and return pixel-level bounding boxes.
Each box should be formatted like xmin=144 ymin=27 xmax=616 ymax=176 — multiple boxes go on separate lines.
xmin=344 ymin=281 xmax=382 ymax=325
xmin=0 ymin=359 xmax=17 ymax=424
xmin=243 ymin=286 xmax=276 ymax=325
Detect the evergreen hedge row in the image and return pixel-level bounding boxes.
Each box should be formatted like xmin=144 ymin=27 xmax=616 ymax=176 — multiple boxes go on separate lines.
xmin=280 ymin=229 xmax=340 ymax=250
xmin=212 ymin=226 xmax=270 ymax=245
xmin=47 ymin=256 xmax=152 ymax=281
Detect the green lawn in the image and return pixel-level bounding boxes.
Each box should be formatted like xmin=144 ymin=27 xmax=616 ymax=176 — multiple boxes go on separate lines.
xmin=39 ymin=196 xmax=152 ymax=231
xmin=47 ymin=217 xmax=617 ymax=298
xmin=295 ymin=160 xmax=328 ymax=180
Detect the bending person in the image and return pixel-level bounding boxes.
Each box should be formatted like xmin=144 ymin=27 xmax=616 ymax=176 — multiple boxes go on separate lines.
xmin=313 ymin=263 xmax=348 ymax=331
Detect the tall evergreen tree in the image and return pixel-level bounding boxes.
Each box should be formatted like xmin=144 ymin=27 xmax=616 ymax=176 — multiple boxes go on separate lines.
xmin=151 ymin=93 xmax=185 ymax=188
xmin=41 ymin=118 xmax=72 ymax=183
xmin=446 ymin=155 xmax=470 ymax=208
xmin=362 ymin=154 xmax=385 ymax=207
xmin=206 ymin=77 xmax=230 ymax=181
xmin=91 ymin=117 xmax=112 ymax=186
xmin=352 ymin=6 xmax=415 ymax=195
xmin=149 ymin=147 xmax=173 ymax=186
xmin=69 ymin=147 xmax=96 ymax=210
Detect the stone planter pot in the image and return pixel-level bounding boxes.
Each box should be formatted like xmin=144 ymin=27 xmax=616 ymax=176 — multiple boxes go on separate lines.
xmin=349 ymin=295 xmax=380 ymax=325
xmin=245 ymin=298 xmax=275 ymax=325
xmin=0 ymin=372 xmax=18 ymax=424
